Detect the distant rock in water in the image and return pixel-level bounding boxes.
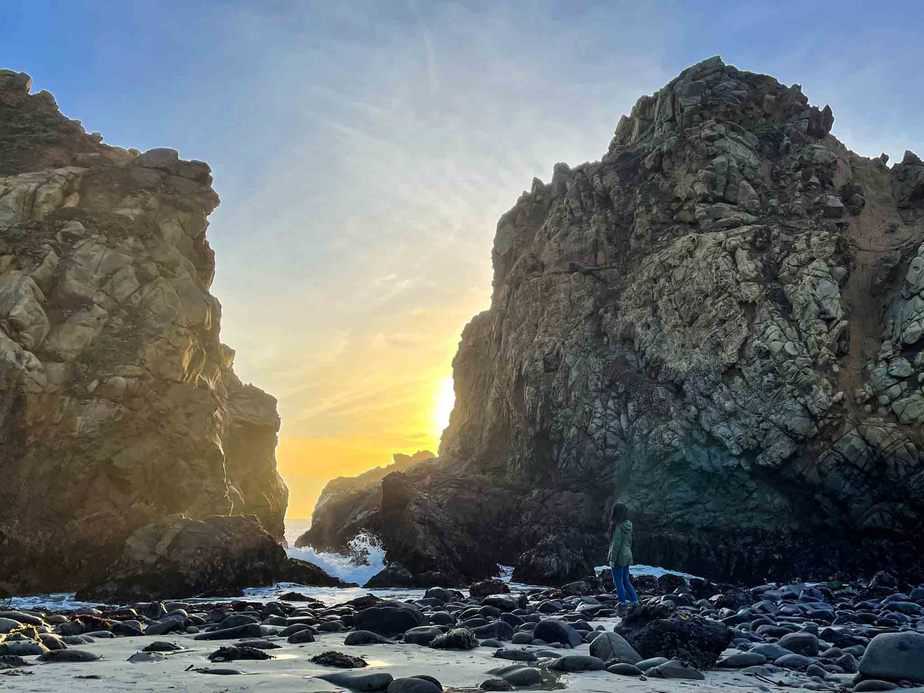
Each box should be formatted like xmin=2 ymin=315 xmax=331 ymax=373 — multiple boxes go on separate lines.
xmin=296 ymin=451 xmax=435 ymax=551
xmin=310 ymin=57 xmax=924 ymax=585
xmin=0 ymin=70 xmax=287 ymax=594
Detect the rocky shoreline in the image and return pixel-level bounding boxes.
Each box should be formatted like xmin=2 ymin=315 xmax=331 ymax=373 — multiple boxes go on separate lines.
xmin=3 ymin=572 xmax=924 ymax=691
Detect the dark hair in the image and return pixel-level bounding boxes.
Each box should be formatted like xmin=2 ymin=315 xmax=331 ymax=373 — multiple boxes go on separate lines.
xmin=610 ymin=503 xmax=628 ymax=524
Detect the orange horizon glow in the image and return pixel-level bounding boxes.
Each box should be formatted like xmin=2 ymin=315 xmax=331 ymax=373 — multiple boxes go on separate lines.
xmin=277 ymin=372 xmax=457 ymax=519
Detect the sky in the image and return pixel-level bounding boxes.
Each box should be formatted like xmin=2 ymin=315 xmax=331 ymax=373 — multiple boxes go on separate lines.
xmin=3 ymin=1 xmax=923 ymax=517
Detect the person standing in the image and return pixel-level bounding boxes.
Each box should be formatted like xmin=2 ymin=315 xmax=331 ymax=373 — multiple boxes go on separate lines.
xmin=607 ymin=503 xmax=639 ymax=604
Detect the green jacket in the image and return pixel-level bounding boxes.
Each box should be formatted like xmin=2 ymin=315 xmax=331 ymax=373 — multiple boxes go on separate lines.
xmin=607 ymin=520 xmax=633 ymax=567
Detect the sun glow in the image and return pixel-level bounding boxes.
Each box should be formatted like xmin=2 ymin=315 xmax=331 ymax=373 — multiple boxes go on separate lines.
xmin=434 ymin=375 xmax=455 ymax=437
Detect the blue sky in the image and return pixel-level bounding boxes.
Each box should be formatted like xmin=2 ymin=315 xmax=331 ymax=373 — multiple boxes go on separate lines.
xmin=4 ymin=0 xmax=923 ymax=511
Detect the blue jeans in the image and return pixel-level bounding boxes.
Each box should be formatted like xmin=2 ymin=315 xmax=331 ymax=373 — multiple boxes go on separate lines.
xmin=612 ymin=565 xmax=639 ymax=603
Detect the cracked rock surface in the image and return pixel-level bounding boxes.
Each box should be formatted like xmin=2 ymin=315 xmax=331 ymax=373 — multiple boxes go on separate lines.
xmin=0 ymin=69 xmax=287 ymax=593
xmin=307 ymin=57 xmax=924 ymax=585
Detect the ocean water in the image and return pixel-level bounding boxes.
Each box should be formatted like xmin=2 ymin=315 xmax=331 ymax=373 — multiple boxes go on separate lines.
xmin=7 ymin=524 xmax=695 ymax=612
xmin=286 ymin=532 xmax=387 ymax=588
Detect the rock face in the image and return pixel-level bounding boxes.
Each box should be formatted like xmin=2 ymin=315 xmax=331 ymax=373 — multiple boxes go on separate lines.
xmin=310 ymin=57 xmax=924 ymax=584
xmin=75 ymin=515 xmax=345 ymax=602
xmin=0 ymin=70 xmax=287 ymax=594
xmin=297 ymin=451 xmax=434 ymax=551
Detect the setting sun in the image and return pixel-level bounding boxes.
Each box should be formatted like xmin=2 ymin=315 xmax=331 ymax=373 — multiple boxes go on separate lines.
xmin=434 ymin=375 xmax=456 ymax=437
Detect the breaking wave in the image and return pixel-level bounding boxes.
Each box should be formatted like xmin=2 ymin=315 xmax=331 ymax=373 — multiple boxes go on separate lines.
xmin=286 ymin=532 xmax=386 ymax=587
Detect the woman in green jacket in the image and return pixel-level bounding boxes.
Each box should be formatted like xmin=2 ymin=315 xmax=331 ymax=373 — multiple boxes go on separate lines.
xmin=607 ymin=503 xmax=639 ymax=604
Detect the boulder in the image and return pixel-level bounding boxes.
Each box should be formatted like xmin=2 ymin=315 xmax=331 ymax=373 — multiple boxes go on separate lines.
xmin=76 ymin=515 xmax=292 ymax=601
xmin=548 ymin=655 xmax=605 ymax=672
xmin=353 ymin=605 xmax=426 ymax=637
xmin=430 ymin=628 xmax=478 ymax=650
xmin=345 ymin=630 xmax=393 ymax=646
xmin=470 ymin=580 xmax=510 ymax=598
xmin=647 ymin=659 xmax=705 ymax=680
xmin=366 ymin=564 xmax=415 ymax=588
xmin=404 ymin=626 xmax=444 ymax=646
xmin=859 ymin=632 xmax=924 ymax=683
xmin=589 ymin=631 xmax=641 ymax=663
xmin=387 ymin=678 xmax=441 ymax=693
xmin=532 ymin=619 xmax=582 ymax=647
xmin=616 ymin=604 xmax=732 ymax=669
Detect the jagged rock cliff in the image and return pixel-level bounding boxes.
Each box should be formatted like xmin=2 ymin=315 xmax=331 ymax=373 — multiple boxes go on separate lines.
xmin=298 ymin=451 xmax=435 ymax=551
xmin=310 ymin=57 xmax=924 ymax=585
xmin=0 ymin=70 xmax=288 ymax=594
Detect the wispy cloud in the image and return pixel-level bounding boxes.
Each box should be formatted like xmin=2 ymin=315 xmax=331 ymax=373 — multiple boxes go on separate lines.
xmin=6 ymin=0 xmax=922 ymax=513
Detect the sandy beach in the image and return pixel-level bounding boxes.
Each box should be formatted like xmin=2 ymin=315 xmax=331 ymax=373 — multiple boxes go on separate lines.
xmin=1 ymin=622 xmax=871 ymax=693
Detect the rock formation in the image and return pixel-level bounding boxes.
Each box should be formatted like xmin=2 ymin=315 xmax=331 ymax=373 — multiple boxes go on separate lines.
xmin=0 ymin=70 xmax=288 ymax=594
xmin=298 ymin=451 xmax=434 ymax=552
xmin=76 ymin=515 xmax=348 ymax=602
xmin=309 ymin=57 xmax=924 ymax=585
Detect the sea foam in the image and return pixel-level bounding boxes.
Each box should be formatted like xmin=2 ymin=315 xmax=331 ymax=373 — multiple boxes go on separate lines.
xmin=286 ymin=532 xmax=386 ymax=587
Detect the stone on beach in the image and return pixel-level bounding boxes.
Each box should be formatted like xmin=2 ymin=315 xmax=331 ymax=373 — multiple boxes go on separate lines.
xmin=647 ymin=658 xmax=706 ymax=680
xmin=387 ymin=677 xmax=442 ymax=693
xmin=532 ymin=619 xmax=582 ymax=647
xmin=193 ymin=623 xmax=263 ymax=640
xmin=354 ymin=605 xmax=426 ymax=636
xmin=208 ymin=645 xmax=273 ymax=661
xmin=311 ymin=650 xmax=368 ymax=668
xmin=345 ymin=630 xmax=393 ymax=645
xmin=38 ymin=649 xmax=101 ymax=662
xmin=429 ymin=628 xmax=478 ymax=650
xmin=548 ymin=654 xmax=605 ymax=671
xmin=317 ymin=670 xmax=394 ymax=691
xmin=859 ymin=632 xmax=924 ymax=683
xmin=589 ymin=631 xmax=641 ymax=663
